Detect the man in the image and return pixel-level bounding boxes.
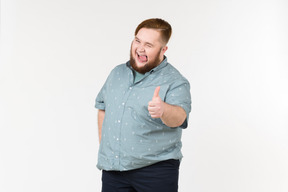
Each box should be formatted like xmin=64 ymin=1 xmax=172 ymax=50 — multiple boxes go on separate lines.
xmin=95 ymin=18 xmax=191 ymax=192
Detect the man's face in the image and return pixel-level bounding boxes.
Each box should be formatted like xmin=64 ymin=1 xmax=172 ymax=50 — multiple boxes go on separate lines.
xmin=130 ymin=28 xmax=168 ymax=74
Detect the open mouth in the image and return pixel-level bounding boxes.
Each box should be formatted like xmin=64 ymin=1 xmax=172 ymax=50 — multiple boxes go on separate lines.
xmin=137 ymin=53 xmax=148 ymax=63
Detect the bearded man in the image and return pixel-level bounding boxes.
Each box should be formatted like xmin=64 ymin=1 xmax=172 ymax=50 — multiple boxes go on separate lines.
xmin=95 ymin=18 xmax=191 ymax=192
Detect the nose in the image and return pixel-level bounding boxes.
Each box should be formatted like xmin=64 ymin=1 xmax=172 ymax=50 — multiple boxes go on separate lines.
xmin=137 ymin=44 xmax=145 ymax=52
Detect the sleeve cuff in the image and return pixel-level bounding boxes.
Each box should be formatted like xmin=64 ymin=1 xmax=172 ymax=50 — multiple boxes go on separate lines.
xmin=95 ymin=102 xmax=105 ymax=110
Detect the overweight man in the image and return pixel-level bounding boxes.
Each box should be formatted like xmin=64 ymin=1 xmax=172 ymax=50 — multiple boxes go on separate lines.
xmin=95 ymin=18 xmax=191 ymax=192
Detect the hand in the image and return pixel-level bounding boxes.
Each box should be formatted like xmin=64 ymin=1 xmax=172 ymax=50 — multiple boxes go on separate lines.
xmin=148 ymin=86 xmax=164 ymax=118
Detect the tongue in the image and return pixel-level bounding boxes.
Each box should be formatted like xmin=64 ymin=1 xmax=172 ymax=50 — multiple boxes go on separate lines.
xmin=139 ymin=55 xmax=147 ymax=62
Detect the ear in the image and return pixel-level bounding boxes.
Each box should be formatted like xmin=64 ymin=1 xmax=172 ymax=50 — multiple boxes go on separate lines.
xmin=162 ymin=46 xmax=168 ymax=54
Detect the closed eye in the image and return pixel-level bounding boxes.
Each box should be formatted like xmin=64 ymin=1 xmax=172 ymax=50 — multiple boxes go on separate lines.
xmin=146 ymin=44 xmax=153 ymax=48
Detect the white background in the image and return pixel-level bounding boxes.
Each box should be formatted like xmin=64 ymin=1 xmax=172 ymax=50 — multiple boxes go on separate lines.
xmin=1 ymin=0 xmax=288 ymax=191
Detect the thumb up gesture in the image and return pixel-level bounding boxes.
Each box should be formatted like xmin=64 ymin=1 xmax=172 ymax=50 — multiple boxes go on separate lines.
xmin=148 ymin=86 xmax=164 ymax=118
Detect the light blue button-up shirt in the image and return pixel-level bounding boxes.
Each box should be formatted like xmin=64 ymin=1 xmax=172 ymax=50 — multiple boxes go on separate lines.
xmin=95 ymin=57 xmax=191 ymax=171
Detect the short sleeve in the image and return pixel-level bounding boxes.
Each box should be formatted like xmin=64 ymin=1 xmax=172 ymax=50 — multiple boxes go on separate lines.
xmin=94 ymin=69 xmax=114 ymax=110
xmin=95 ymin=85 xmax=106 ymax=110
xmin=165 ymin=79 xmax=192 ymax=129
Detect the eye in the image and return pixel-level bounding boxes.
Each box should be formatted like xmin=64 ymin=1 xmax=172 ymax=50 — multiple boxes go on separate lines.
xmin=135 ymin=39 xmax=140 ymax=43
xmin=146 ymin=44 xmax=153 ymax=48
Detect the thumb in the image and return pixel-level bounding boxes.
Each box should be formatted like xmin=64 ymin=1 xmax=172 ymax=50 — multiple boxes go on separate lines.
xmin=152 ymin=86 xmax=160 ymax=99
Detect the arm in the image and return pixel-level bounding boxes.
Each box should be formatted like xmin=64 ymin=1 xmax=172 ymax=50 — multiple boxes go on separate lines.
xmin=98 ymin=109 xmax=105 ymax=143
xmin=160 ymin=103 xmax=186 ymax=127
xmin=148 ymin=86 xmax=187 ymax=127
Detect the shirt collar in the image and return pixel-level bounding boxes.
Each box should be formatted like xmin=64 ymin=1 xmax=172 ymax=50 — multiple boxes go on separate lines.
xmin=150 ymin=56 xmax=168 ymax=74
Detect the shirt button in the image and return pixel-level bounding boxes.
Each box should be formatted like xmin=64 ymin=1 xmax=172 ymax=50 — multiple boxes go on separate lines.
xmin=118 ymin=120 xmax=121 ymax=123
xmin=129 ymin=87 xmax=132 ymax=90
xmin=122 ymin=102 xmax=125 ymax=105
xmin=115 ymin=156 xmax=118 ymax=158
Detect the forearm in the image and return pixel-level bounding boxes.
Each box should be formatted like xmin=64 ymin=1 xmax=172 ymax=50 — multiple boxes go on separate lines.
xmin=98 ymin=109 xmax=105 ymax=143
xmin=160 ymin=103 xmax=187 ymax=128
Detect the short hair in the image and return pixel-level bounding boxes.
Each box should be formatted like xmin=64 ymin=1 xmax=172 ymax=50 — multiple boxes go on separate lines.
xmin=135 ymin=18 xmax=172 ymax=45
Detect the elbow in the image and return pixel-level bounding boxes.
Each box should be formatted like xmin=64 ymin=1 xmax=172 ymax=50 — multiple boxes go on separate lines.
xmin=175 ymin=113 xmax=187 ymax=127
xmin=168 ymin=111 xmax=187 ymax=128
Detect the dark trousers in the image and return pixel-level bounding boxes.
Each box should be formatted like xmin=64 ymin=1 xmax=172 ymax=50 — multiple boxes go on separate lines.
xmin=101 ymin=159 xmax=180 ymax=192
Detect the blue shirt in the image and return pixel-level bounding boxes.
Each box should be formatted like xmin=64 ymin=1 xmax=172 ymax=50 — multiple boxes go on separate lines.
xmin=95 ymin=57 xmax=191 ymax=171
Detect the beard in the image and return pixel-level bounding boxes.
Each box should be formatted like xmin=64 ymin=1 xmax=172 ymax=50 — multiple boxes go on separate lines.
xmin=130 ymin=47 xmax=162 ymax=74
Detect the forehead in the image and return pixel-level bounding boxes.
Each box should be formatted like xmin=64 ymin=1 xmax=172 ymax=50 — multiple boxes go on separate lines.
xmin=135 ymin=28 xmax=162 ymax=45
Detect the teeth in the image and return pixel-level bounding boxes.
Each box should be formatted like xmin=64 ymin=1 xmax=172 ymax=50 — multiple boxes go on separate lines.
xmin=137 ymin=53 xmax=146 ymax=56
xmin=137 ymin=54 xmax=147 ymax=58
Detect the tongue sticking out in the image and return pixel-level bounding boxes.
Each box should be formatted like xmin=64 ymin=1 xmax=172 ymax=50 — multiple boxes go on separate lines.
xmin=139 ymin=55 xmax=147 ymax=62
